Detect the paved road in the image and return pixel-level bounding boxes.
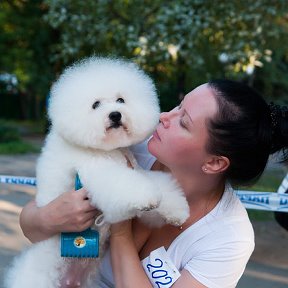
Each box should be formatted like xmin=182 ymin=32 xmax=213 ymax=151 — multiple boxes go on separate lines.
xmin=0 ymin=153 xmax=288 ymax=287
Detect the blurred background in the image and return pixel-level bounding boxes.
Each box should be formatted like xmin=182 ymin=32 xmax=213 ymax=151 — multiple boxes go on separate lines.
xmin=0 ymin=0 xmax=288 ymax=287
xmin=1 ymin=0 xmax=288 ymax=125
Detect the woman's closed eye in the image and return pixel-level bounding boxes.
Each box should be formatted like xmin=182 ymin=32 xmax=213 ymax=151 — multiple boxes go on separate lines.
xmin=180 ymin=118 xmax=188 ymax=129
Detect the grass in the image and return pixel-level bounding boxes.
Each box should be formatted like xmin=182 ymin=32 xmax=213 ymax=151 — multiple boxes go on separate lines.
xmin=249 ymin=169 xmax=285 ymax=192
xmin=241 ymin=167 xmax=287 ymax=221
xmin=0 ymin=140 xmax=40 ymax=154
xmin=0 ymin=119 xmax=46 ymax=135
xmin=0 ymin=119 xmax=44 ymax=155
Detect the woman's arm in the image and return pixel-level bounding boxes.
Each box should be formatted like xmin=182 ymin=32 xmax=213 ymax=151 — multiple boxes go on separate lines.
xmin=20 ymin=188 xmax=99 ymax=243
xmin=110 ymin=221 xmax=208 ymax=288
xmin=110 ymin=220 xmax=153 ymax=288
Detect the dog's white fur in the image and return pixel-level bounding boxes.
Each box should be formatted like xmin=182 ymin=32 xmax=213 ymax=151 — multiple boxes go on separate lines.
xmin=5 ymin=57 xmax=189 ymax=288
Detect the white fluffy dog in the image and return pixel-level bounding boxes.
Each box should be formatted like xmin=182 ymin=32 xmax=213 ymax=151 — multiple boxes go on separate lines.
xmin=5 ymin=57 xmax=189 ymax=288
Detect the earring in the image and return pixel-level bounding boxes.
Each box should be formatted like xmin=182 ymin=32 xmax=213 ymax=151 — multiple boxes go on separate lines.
xmin=203 ymin=167 xmax=208 ymax=172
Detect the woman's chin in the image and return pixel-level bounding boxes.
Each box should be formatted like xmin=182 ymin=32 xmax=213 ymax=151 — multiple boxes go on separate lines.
xmin=147 ymin=137 xmax=158 ymax=156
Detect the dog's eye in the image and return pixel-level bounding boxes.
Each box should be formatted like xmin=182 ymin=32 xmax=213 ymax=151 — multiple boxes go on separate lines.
xmin=116 ymin=98 xmax=125 ymax=104
xmin=92 ymin=101 xmax=100 ymax=109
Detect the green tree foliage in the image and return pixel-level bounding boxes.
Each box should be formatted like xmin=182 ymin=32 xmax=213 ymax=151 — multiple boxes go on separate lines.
xmin=44 ymin=0 xmax=288 ymax=109
xmin=0 ymin=0 xmax=55 ymax=119
xmin=1 ymin=0 xmax=287 ymax=120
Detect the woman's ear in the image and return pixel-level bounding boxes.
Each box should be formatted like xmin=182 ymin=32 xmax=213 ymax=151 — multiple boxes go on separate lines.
xmin=202 ymin=156 xmax=230 ymax=174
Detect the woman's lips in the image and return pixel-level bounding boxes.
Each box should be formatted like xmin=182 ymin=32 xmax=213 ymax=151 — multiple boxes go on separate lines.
xmin=153 ymin=129 xmax=161 ymax=141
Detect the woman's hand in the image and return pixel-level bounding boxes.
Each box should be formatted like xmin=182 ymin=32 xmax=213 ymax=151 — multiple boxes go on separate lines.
xmin=41 ymin=188 xmax=99 ymax=233
xmin=20 ymin=188 xmax=100 ymax=243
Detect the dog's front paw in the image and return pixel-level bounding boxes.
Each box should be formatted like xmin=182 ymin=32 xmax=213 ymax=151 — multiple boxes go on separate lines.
xmin=126 ymin=188 xmax=161 ymax=218
xmin=160 ymin=208 xmax=189 ymax=226
xmin=137 ymin=202 xmax=159 ymax=212
xmin=156 ymin=194 xmax=190 ymax=226
xmin=102 ymin=190 xmax=161 ymax=223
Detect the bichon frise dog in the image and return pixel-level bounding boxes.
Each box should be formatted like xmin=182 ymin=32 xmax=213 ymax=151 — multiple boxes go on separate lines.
xmin=5 ymin=57 xmax=189 ymax=288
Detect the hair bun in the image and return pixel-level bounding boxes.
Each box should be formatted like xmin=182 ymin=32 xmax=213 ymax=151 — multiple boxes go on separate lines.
xmin=269 ymin=102 xmax=288 ymax=162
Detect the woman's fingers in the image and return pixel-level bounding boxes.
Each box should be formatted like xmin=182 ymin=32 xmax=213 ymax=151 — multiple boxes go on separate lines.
xmin=76 ymin=188 xmax=89 ymax=199
xmin=39 ymin=188 xmax=102 ymax=233
xmin=73 ymin=211 xmax=99 ymax=231
xmin=84 ymin=210 xmax=99 ymax=222
xmin=77 ymin=188 xmax=102 ymax=213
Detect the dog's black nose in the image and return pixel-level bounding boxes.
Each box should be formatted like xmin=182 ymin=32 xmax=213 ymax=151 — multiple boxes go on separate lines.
xmin=109 ymin=111 xmax=122 ymax=123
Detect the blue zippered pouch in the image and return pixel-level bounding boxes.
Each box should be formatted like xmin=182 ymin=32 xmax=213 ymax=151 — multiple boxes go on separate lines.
xmin=60 ymin=174 xmax=99 ymax=258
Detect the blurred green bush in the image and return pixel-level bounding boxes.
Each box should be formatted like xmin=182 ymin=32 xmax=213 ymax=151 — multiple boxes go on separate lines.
xmin=0 ymin=120 xmax=20 ymax=143
xmin=0 ymin=120 xmax=40 ymax=154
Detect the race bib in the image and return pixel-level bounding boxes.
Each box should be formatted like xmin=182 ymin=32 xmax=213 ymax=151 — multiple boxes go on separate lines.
xmin=142 ymin=246 xmax=181 ymax=288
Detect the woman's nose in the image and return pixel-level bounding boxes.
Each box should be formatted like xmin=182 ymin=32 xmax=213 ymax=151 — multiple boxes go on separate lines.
xmin=159 ymin=112 xmax=170 ymax=128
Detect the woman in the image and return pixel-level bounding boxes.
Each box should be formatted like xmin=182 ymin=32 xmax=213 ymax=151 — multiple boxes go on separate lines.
xmin=20 ymin=80 xmax=288 ymax=287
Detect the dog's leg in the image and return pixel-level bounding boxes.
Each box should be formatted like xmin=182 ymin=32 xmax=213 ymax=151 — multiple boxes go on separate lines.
xmin=5 ymin=237 xmax=64 ymax=288
xmin=78 ymin=159 xmax=162 ymax=223
xmin=142 ymin=171 xmax=190 ymax=227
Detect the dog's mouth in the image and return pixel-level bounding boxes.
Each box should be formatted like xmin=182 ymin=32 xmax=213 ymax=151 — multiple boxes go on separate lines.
xmin=107 ymin=122 xmax=122 ymax=130
xmin=105 ymin=111 xmax=129 ymax=133
xmin=106 ymin=121 xmax=129 ymax=132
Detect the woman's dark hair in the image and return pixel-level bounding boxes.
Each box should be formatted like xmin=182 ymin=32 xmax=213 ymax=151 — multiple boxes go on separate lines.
xmin=206 ymin=79 xmax=288 ymax=187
